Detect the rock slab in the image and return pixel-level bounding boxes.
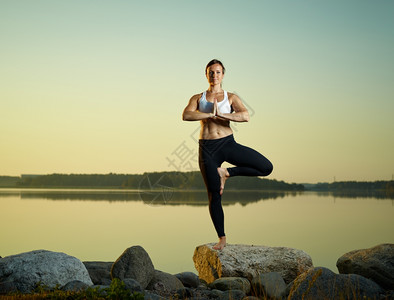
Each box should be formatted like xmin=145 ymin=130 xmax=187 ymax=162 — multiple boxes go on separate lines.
xmin=0 ymin=250 xmax=93 ymax=294
xmin=111 ymin=245 xmax=154 ymax=289
xmin=193 ymin=243 xmax=313 ymax=284
xmin=337 ymin=243 xmax=394 ymax=290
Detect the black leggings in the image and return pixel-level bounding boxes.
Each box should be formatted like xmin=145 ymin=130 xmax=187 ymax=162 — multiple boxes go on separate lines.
xmin=198 ymin=134 xmax=273 ymax=238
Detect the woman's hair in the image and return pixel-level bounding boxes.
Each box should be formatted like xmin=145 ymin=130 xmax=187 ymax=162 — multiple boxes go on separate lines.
xmin=205 ymin=59 xmax=226 ymax=75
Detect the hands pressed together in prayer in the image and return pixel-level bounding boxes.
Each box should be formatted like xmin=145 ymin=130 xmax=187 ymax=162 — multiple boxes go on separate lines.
xmin=210 ymin=98 xmax=226 ymax=120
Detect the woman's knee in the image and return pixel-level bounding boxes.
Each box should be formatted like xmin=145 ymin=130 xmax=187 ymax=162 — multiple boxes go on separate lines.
xmin=260 ymin=159 xmax=273 ymax=176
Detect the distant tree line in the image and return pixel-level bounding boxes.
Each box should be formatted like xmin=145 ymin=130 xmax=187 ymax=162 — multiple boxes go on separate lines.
xmin=310 ymin=180 xmax=394 ymax=198
xmin=311 ymin=181 xmax=393 ymax=191
xmin=0 ymin=176 xmax=20 ymax=187
xmin=7 ymin=171 xmax=305 ymax=191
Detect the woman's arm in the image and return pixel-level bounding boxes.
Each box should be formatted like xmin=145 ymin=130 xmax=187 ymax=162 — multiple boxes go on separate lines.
xmin=182 ymin=94 xmax=214 ymax=121
xmin=215 ymin=94 xmax=250 ymax=122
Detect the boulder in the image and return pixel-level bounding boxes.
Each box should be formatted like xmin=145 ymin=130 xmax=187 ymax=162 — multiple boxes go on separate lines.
xmin=193 ymin=243 xmax=313 ymax=284
xmin=83 ymin=261 xmax=113 ymax=285
xmin=251 ymin=272 xmax=287 ymax=299
xmin=209 ymin=277 xmax=251 ymax=294
xmin=111 ymin=245 xmax=154 ymax=289
xmin=175 ymin=271 xmax=200 ymax=288
xmin=0 ymin=250 xmax=93 ymax=294
xmin=337 ymin=243 xmax=394 ymax=290
xmin=146 ymin=270 xmax=184 ymax=292
xmin=287 ymin=267 xmax=384 ymax=300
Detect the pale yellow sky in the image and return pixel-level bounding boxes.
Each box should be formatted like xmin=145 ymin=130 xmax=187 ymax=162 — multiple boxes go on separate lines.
xmin=1 ymin=0 xmax=393 ymax=183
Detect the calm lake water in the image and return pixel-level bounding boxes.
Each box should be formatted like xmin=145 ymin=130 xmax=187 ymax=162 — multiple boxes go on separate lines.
xmin=1 ymin=188 xmax=393 ymax=274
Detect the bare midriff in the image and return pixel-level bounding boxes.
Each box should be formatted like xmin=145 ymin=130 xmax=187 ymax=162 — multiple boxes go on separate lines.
xmin=199 ymin=118 xmax=233 ymax=140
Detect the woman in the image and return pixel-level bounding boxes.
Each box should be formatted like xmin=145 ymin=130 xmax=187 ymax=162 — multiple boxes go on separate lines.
xmin=182 ymin=59 xmax=273 ymax=250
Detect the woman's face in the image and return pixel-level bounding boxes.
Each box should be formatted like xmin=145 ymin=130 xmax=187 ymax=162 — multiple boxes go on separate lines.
xmin=206 ymin=63 xmax=224 ymax=86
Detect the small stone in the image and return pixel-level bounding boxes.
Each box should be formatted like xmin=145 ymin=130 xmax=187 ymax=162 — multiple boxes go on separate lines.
xmin=144 ymin=291 xmax=166 ymax=300
xmin=219 ymin=289 xmax=246 ymax=300
xmin=175 ymin=271 xmax=200 ymax=288
xmin=210 ymin=289 xmax=224 ymax=297
xmin=209 ymin=277 xmax=251 ymax=293
xmin=146 ymin=270 xmax=184 ymax=292
xmin=175 ymin=287 xmax=194 ymax=299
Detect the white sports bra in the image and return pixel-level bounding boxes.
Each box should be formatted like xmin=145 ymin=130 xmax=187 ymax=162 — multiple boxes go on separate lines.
xmin=198 ymin=90 xmax=232 ymax=114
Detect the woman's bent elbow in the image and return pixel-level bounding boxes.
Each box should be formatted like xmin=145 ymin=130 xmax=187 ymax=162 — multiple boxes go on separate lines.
xmin=182 ymin=113 xmax=193 ymax=121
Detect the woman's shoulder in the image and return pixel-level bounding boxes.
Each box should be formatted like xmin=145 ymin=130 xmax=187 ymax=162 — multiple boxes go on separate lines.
xmin=226 ymin=91 xmax=241 ymax=104
xmin=188 ymin=92 xmax=204 ymax=105
xmin=226 ymin=91 xmax=237 ymax=98
xmin=190 ymin=92 xmax=204 ymax=100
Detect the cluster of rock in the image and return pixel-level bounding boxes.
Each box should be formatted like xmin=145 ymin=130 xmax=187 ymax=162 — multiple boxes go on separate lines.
xmin=0 ymin=243 xmax=393 ymax=299
xmin=193 ymin=243 xmax=393 ymax=299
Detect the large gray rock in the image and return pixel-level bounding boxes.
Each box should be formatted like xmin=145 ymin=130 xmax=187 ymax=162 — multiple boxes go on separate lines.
xmin=83 ymin=261 xmax=113 ymax=285
xmin=111 ymin=245 xmax=154 ymax=289
xmin=193 ymin=243 xmax=313 ymax=284
xmin=0 ymin=250 xmax=93 ymax=294
xmin=337 ymin=243 xmax=394 ymax=290
xmin=287 ymin=267 xmax=384 ymax=300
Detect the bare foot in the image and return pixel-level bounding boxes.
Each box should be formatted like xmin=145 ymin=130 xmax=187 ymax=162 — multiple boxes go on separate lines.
xmin=213 ymin=236 xmax=226 ymax=250
xmin=217 ymin=167 xmax=229 ymax=195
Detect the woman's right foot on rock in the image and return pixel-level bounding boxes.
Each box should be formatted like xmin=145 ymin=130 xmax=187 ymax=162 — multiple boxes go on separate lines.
xmin=213 ymin=236 xmax=226 ymax=250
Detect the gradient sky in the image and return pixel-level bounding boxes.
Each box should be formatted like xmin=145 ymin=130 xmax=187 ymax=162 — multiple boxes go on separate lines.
xmin=1 ymin=0 xmax=393 ymax=183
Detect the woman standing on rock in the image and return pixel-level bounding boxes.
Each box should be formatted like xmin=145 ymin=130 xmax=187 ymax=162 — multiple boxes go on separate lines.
xmin=182 ymin=59 xmax=273 ymax=250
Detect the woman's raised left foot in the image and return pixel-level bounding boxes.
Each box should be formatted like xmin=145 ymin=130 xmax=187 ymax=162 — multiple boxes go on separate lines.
xmin=217 ymin=167 xmax=229 ymax=195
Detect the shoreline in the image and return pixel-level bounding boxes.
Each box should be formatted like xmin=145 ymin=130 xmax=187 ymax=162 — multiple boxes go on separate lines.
xmin=1 ymin=244 xmax=393 ymax=299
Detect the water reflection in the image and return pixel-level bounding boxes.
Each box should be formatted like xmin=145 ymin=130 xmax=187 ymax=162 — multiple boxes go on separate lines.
xmin=1 ymin=189 xmax=392 ymax=205
xmin=8 ymin=189 xmax=298 ymax=206
xmin=315 ymin=190 xmax=394 ymax=199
